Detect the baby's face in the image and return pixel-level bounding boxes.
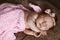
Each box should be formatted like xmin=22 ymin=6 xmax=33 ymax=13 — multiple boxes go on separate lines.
xmin=36 ymin=14 xmax=56 ymax=31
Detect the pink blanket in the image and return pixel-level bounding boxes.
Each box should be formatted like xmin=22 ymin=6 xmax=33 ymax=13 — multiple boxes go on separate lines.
xmin=0 ymin=3 xmax=41 ymax=40
xmin=0 ymin=3 xmax=26 ymax=40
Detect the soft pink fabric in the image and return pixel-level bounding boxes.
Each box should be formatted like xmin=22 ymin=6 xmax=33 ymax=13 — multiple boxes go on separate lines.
xmin=0 ymin=3 xmax=41 ymax=40
xmin=29 ymin=3 xmax=42 ymax=13
xmin=0 ymin=3 xmax=26 ymax=40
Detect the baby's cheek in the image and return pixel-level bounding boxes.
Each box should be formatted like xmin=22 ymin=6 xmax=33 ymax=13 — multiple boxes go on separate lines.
xmin=36 ymin=18 xmax=44 ymax=28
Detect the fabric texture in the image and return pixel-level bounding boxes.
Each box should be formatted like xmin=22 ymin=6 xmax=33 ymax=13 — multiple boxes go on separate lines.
xmin=0 ymin=3 xmax=41 ymax=40
xmin=0 ymin=3 xmax=26 ymax=40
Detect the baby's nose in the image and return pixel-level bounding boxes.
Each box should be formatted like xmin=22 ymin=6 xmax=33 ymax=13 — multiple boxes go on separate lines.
xmin=40 ymin=22 xmax=47 ymax=30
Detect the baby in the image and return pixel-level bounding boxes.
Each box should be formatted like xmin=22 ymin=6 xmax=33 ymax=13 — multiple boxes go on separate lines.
xmin=0 ymin=3 xmax=56 ymax=40
xmin=24 ymin=3 xmax=56 ymax=37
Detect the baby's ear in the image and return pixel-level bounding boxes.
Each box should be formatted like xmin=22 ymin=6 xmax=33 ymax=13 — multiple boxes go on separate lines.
xmin=29 ymin=3 xmax=42 ymax=13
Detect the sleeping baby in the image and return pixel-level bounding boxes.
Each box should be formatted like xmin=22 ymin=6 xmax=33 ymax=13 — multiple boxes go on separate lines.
xmin=0 ymin=3 xmax=56 ymax=40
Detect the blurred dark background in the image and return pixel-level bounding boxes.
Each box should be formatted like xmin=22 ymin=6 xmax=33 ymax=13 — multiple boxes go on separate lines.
xmin=0 ymin=0 xmax=60 ymax=10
